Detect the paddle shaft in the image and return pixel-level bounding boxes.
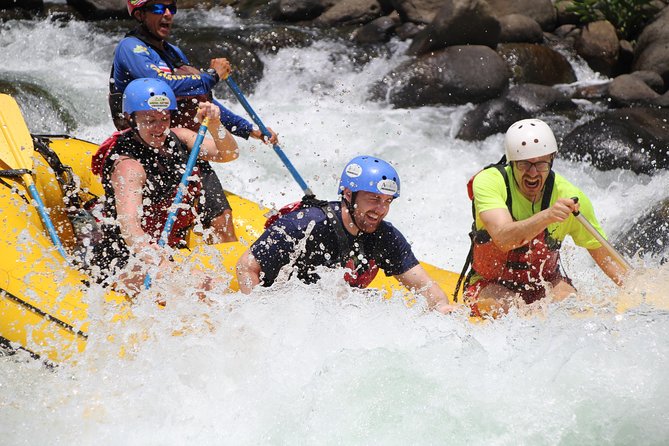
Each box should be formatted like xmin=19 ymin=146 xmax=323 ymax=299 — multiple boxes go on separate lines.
xmin=26 ymin=179 xmax=68 ymax=260
xmin=144 ymin=118 xmax=210 ymax=290
xmin=224 ymin=76 xmax=313 ymax=196
xmin=571 ymin=197 xmax=631 ymax=271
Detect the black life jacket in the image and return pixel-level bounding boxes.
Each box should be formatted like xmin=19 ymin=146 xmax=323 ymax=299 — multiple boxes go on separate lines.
xmin=265 ymin=195 xmax=380 ymax=288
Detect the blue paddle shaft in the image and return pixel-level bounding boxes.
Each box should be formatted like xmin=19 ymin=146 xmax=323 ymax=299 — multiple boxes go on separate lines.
xmin=144 ymin=121 xmax=209 ymax=290
xmin=28 ymin=183 xmax=68 ymax=260
xmin=224 ymin=77 xmax=313 ymax=196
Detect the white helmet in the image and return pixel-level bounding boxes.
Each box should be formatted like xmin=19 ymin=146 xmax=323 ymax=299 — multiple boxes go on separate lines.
xmin=504 ymin=119 xmax=558 ymax=161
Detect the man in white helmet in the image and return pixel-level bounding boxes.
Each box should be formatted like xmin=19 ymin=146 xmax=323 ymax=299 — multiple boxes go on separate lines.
xmin=457 ymin=118 xmax=625 ymax=317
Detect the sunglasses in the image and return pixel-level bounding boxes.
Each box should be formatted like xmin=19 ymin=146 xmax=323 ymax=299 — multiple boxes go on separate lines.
xmin=144 ymin=3 xmax=177 ymax=15
xmin=513 ymin=160 xmax=552 ymax=172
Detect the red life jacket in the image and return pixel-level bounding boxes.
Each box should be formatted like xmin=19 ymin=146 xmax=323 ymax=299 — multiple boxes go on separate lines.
xmin=92 ymin=131 xmax=201 ymax=248
xmin=265 ymin=195 xmax=379 ymax=288
xmin=454 ymin=163 xmax=561 ymax=299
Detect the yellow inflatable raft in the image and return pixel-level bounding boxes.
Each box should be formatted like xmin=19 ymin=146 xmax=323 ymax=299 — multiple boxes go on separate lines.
xmin=0 ymin=94 xmax=459 ymax=363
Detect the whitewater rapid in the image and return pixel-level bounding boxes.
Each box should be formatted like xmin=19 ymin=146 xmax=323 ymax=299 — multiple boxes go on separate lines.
xmin=1 ymin=8 xmax=669 ymax=445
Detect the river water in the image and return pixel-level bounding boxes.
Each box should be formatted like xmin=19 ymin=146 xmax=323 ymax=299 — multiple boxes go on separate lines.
xmin=1 ymin=8 xmax=668 ymax=445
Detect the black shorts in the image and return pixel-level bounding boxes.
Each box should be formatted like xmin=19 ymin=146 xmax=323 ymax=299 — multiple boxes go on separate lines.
xmin=197 ymin=160 xmax=232 ymax=227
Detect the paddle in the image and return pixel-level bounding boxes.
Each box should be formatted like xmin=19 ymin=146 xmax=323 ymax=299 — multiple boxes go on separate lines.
xmin=571 ymin=197 xmax=631 ymax=271
xmin=0 ymin=94 xmax=68 ymax=260
xmin=223 ymin=75 xmax=314 ymax=197
xmin=143 ymin=117 xmax=210 ymax=290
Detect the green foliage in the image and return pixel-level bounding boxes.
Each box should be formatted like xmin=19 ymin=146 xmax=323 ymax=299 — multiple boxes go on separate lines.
xmin=566 ymin=0 xmax=661 ymax=40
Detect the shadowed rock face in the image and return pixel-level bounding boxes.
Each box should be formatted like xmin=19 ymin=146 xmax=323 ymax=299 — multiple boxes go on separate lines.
xmin=498 ymin=43 xmax=576 ymax=85
xmin=560 ymin=108 xmax=669 ymax=175
xmin=407 ymin=0 xmax=500 ymax=56
xmin=456 ymin=98 xmax=530 ymax=141
xmin=616 ymin=198 xmax=669 ymax=259
xmin=370 ymin=45 xmax=509 ymax=108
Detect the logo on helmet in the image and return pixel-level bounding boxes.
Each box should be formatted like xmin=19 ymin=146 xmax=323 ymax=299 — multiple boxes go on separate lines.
xmin=377 ymin=179 xmax=398 ymax=196
xmin=345 ymin=163 xmax=363 ymax=178
xmin=147 ymin=95 xmax=172 ymax=110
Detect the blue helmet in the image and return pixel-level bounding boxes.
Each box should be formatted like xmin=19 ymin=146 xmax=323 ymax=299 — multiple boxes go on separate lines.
xmin=339 ymin=155 xmax=400 ymax=198
xmin=122 ymin=78 xmax=177 ymax=114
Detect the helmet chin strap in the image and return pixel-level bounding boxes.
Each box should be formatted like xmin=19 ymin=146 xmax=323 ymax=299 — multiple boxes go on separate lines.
xmin=342 ymin=191 xmax=362 ymax=234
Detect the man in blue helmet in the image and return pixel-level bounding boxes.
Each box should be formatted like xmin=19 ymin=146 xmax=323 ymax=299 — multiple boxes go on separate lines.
xmin=236 ymin=156 xmax=456 ymax=314
xmin=90 ymin=78 xmax=238 ymax=294
xmin=110 ymin=0 xmax=278 ymax=244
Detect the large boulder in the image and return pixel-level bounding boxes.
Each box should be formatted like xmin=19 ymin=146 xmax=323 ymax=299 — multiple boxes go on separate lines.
xmin=498 ymin=43 xmax=576 ymax=85
xmin=498 ymin=14 xmax=543 ymax=43
xmin=353 ymin=14 xmax=400 ymax=44
xmin=390 ymin=0 xmax=445 ymax=24
xmin=66 ymin=0 xmax=133 ymax=19
xmin=456 ymin=83 xmax=576 ymax=141
xmin=456 ymin=98 xmax=530 ymax=141
xmin=270 ymin=0 xmax=336 ymax=22
xmin=505 ymin=83 xmax=576 ymax=113
xmin=371 ymin=45 xmax=510 ymax=108
xmin=314 ymin=0 xmax=383 ymax=26
xmin=486 ymin=0 xmax=557 ymax=30
xmin=608 ymin=74 xmax=661 ymax=107
xmin=574 ymin=20 xmax=620 ymax=77
xmin=560 ymin=107 xmax=669 ymax=174
xmin=407 ymin=0 xmax=500 ymax=56
xmin=633 ymin=7 xmax=669 ymax=85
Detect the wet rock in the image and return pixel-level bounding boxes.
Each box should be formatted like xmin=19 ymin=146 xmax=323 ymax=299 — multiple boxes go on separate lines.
xmin=634 ymin=7 xmax=669 ymax=85
xmin=616 ymin=198 xmax=669 ymax=258
xmin=0 ymin=0 xmax=43 ymax=19
xmin=498 ymin=43 xmax=576 ymax=85
xmin=631 ymin=70 xmax=665 ymax=93
xmin=171 ymin=28 xmax=264 ymax=96
xmin=395 ymin=21 xmax=423 ymax=40
xmin=608 ymin=74 xmax=660 ymax=106
xmin=314 ymin=0 xmax=383 ymax=26
xmin=506 ymin=83 xmax=576 ymax=113
xmin=239 ymin=26 xmax=315 ymax=54
xmin=353 ymin=15 xmax=399 ymax=44
xmin=407 ymin=0 xmax=500 ymax=56
xmin=456 ymin=98 xmax=530 ymax=141
xmin=486 ymin=0 xmax=557 ymax=31
xmin=371 ymin=45 xmax=510 ymax=108
xmin=390 ymin=0 xmax=444 ymax=24
xmin=574 ymin=20 xmax=620 ymax=77
xmin=66 ymin=0 xmax=126 ymax=19
xmin=0 ymin=79 xmax=76 ymax=133
xmin=3 ymin=0 xmax=42 ymax=8
xmin=554 ymin=0 xmax=580 ymax=26
xmin=270 ymin=0 xmax=334 ymax=21
xmin=560 ymin=107 xmax=669 ymax=174
xmin=498 ymin=14 xmax=543 ymax=43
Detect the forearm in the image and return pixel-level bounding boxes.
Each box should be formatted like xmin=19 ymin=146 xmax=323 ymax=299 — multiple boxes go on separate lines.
xmin=490 ymin=210 xmax=553 ymax=251
xmin=212 ymin=98 xmax=253 ymax=138
xmin=201 ymin=127 xmax=239 ymax=162
xmin=396 ymin=265 xmax=454 ymax=312
xmin=589 ymin=246 xmax=626 ymax=286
